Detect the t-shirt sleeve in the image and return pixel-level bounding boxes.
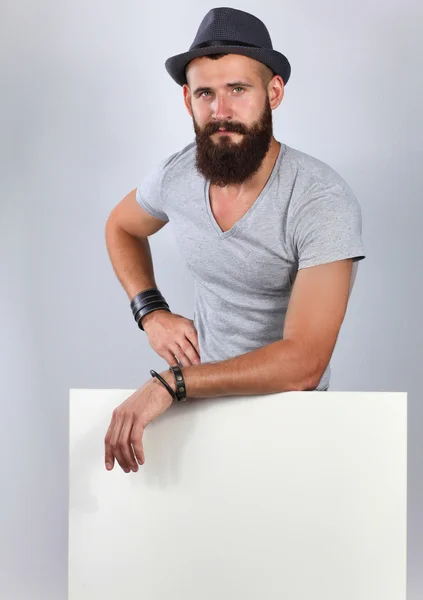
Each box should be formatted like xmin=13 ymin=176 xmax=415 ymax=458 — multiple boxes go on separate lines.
xmin=291 ymin=185 xmax=366 ymax=270
xmin=135 ymin=155 xmax=175 ymax=222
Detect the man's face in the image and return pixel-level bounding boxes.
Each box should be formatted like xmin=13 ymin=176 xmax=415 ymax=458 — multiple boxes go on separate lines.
xmin=184 ymin=54 xmax=274 ymax=187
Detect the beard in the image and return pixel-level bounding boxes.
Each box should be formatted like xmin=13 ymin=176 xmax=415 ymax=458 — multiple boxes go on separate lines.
xmin=192 ymin=96 xmax=273 ymax=187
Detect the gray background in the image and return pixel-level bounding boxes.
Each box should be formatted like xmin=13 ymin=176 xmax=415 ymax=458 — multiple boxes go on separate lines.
xmin=1 ymin=1 xmax=421 ymax=598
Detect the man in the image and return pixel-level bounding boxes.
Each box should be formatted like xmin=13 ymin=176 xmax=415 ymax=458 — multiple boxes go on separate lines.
xmin=104 ymin=7 xmax=366 ymax=473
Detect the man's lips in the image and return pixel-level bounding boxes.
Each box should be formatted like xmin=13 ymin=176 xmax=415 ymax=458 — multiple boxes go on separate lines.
xmin=215 ymin=129 xmax=240 ymax=135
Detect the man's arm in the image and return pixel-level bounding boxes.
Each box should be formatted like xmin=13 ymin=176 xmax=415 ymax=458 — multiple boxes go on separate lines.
xmin=105 ymin=259 xmax=356 ymax=471
xmin=158 ymin=258 xmax=355 ymax=396
xmin=105 ymin=188 xmax=168 ymax=300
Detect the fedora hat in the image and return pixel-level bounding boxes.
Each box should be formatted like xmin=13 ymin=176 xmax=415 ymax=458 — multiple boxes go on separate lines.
xmin=165 ymin=7 xmax=291 ymax=86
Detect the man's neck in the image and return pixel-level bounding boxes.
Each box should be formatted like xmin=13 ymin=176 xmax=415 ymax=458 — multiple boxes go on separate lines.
xmin=210 ymin=137 xmax=281 ymax=199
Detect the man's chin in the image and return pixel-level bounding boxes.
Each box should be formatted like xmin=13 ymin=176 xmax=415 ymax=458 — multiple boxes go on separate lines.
xmin=211 ymin=134 xmax=243 ymax=143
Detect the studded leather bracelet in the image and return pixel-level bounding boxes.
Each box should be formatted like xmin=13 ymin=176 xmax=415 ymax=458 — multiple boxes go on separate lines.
xmin=168 ymin=365 xmax=187 ymax=401
xmin=150 ymin=365 xmax=187 ymax=402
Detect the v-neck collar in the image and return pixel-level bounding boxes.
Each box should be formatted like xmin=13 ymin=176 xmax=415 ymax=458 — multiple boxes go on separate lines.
xmin=204 ymin=143 xmax=285 ymax=240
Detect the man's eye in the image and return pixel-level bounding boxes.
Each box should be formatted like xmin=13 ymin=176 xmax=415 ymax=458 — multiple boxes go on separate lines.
xmin=199 ymin=88 xmax=244 ymax=97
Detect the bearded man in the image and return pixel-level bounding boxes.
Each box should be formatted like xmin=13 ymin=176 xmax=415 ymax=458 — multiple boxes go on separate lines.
xmin=104 ymin=7 xmax=366 ymax=473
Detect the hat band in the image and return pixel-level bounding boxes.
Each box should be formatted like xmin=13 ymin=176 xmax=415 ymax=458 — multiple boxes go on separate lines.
xmin=192 ymin=39 xmax=262 ymax=50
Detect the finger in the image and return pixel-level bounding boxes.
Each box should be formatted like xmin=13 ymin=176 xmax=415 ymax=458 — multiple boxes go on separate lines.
xmin=161 ymin=348 xmax=179 ymax=367
xmin=110 ymin=414 xmax=130 ymax=473
xmin=181 ymin=336 xmax=201 ymax=365
xmin=170 ymin=343 xmax=193 ymax=367
xmin=118 ymin=415 xmax=138 ymax=472
xmin=130 ymin=419 xmax=146 ymax=466
xmin=104 ymin=412 xmax=117 ymax=470
xmin=185 ymin=329 xmax=201 ymax=360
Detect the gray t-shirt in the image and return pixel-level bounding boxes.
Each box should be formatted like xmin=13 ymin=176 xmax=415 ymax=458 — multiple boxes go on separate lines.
xmin=136 ymin=141 xmax=366 ymax=390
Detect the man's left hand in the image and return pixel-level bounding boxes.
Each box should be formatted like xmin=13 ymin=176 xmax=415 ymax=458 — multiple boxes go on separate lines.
xmin=104 ymin=376 xmax=173 ymax=472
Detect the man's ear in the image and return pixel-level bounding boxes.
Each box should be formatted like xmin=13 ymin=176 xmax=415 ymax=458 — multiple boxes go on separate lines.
xmin=183 ymin=84 xmax=193 ymax=117
xmin=268 ymin=75 xmax=284 ymax=110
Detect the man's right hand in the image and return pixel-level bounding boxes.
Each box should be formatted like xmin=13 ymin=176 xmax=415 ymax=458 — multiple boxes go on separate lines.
xmin=141 ymin=310 xmax=201 ymax=367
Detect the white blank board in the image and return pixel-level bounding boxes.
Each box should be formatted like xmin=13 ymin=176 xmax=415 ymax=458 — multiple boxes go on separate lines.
xmin=69 ymin=390 xmax=407 ymax=600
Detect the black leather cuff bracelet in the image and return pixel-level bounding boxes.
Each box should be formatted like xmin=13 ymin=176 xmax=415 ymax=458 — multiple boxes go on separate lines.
xmin=133 ymin=299 xmax=170 ymax=322
xmin=131 ymin=289 xmax=164 ymax=311
xmin=136 ymin=302 xmax=171 ymax=330
xmin=130 ymin=288 xmax=171 ymax=331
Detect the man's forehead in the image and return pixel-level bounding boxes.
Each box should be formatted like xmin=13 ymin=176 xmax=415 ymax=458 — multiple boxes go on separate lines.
xmin=186 ymin=54 xmax=261 ymax=86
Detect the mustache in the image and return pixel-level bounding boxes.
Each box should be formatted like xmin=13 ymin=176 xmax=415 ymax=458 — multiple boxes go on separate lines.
xmin=201 ymin=122 xmax=248 ymax=136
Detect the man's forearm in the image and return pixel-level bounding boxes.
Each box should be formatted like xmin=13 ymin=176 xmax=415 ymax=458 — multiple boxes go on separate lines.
xmin=105 ymin=220 xmax=156 ymax=300
xmin=160 ymin=338 xmax=323 ymax=398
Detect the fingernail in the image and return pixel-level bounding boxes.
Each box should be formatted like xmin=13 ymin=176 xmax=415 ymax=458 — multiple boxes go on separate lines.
xmin=106 ymin=463 xmax=112 ymax=470
xmin=124 ymin=468 xmax=130 ymax=473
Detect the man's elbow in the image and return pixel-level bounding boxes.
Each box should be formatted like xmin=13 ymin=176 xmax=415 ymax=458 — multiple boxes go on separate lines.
xmin=289 ymin=356 xmax=326 ymax=392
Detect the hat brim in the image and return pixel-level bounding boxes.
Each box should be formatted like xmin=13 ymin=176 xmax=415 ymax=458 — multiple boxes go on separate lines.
xmin=164 ymin=45 xmax=291 ymax=87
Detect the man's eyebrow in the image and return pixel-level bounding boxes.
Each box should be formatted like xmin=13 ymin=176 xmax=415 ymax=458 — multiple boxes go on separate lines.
xmin=192 ymin=81 xmax=254 ymax=95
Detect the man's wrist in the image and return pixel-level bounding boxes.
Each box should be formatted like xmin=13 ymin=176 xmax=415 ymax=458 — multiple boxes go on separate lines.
xmin=150 ymin=369 xmax=178 ymax=400
xmin=141 ymin=309 xmax=168 ymax=331
xmin=160 ymin=369 xmax=177 ymax=394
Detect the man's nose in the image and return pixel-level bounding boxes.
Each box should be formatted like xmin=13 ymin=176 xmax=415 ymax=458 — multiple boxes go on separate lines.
xmin=211 ymin=94 xmax=233 ymax=122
